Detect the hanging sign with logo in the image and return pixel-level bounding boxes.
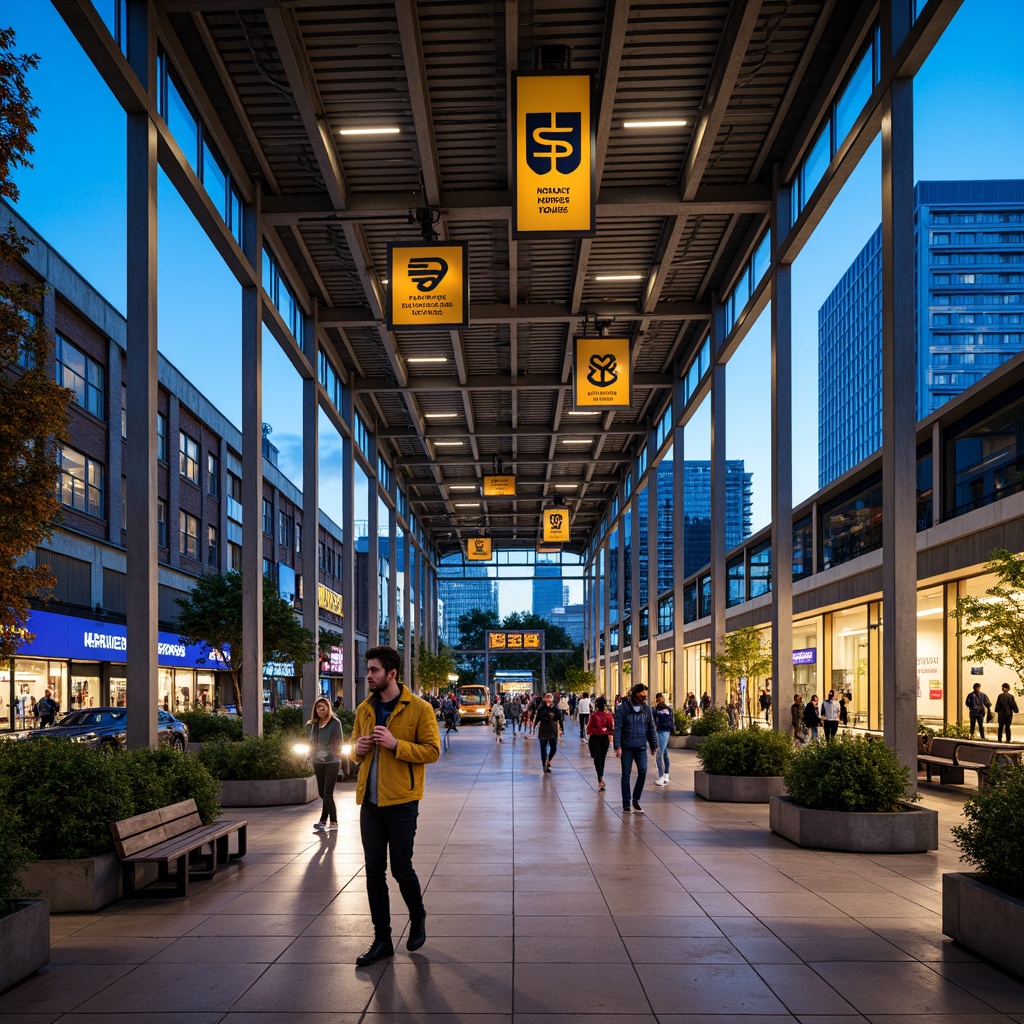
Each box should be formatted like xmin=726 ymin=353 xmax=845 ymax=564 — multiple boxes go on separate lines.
xmin=488 ymin=630 xmax=542 ymax=650
xmin=573 ymin=335 xmax=631 ymax=408
xmin=465 ymin=536 xmax=492 ymax=561
xmin=483 ymin=474 xmax=516 ymax=497
xmin=386 ymin=241 xmax=469 ymax=330
xmin=543 ymin=507 xmax=570 ymax=543
xmin=512 ymin=73 xmax=595 ymax=238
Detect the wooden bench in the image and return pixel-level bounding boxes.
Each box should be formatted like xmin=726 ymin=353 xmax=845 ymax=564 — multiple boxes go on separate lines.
xmin=918 ymin=737 xmax=1024 ymax=787
xmin=110 ymin=799 xmax=247 ymax=898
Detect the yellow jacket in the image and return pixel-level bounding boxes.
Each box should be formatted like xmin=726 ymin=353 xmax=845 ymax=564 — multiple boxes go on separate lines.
xmin=353 ymin=685 xmax=441 ymax=806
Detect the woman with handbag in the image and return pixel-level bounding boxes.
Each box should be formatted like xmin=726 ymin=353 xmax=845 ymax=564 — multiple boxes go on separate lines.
xmin=307 ymin=696 xmax=343 ymax=832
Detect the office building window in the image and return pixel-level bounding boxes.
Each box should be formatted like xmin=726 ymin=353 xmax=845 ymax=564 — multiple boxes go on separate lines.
xmin=180 ymin=510 xmax=199 ymax=560
xmin=157 ymin=498 xmax=168 ymax=547
xmin=294 ymin=522 xmax=301 ymax=555
xmin=228 ymin=541 xmax=241 ymax=570
xmin=157 ymin=412 xmax=167 ymax=461
xmin=207 ymin=452 xmax=219 ymax=496
xmin=227 ymin=471 xmax=241 ymax=502
xmin=263 ymin=557 xmax=273 ymax=580
xmin=262 ymin=498 xmax=273 ymax=535
xmin=58 ymin=447 xmax=104 ymax=517
xmin=279 ymin=510 xmax=293 ymax=547
xmin=121 ymin=385 xmax=127 ymax=438
xmin=207 ymin=524 xmax=219 ymax=568
xmin=179 ymin=431 xmax=199 ymax=483
xmin=56 ymin=334 xmax=104 ymax=417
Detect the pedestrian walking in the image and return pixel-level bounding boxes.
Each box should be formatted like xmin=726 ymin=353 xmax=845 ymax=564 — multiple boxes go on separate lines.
xmin=507 ymin=696 xmax=522 ymax=740
xmin=758 ymin=688 xmax=772 ymax=724
xmin=306 ymin=696 xmax=343 ymax=832
xmin=699 ymin=692 xmax=712 ymax=715
xmin=351 ymin=645 xmax=441 ymax=967
xmin=684 ymin=692 xmax=698 ymax=717
xmin=995 ymin=683 xmax=1019 ymax=743
xmin=577 ymin=692 xmax=592 ymax=739
xmin=966 ymin=682 xmax=992 ymax=739
xmin=586 ymin=695 xmax=614 ymax=791
xmin=820 ymin=690 xmax=841 ymax=741
xmin=37 ymin=689 xmax=59 ymax=727
xmin=613 ymin=683 xmax=658 ymax=813
xmin=492 ymin=699 xmax=506 ymax=742
xmin=802 ymin=694 xmax=822 ymax=742
xmin=535 ymin=692 xmax=563 ymax=772
xmin=791 ymin=694 xmax=806 ymax=744
xmin=652 ymin=693 xmax=673 ymax=786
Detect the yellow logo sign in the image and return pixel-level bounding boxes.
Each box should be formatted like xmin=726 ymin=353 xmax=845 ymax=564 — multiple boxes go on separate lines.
xmin=317 ymin=583 xmax=343 ymax=617
xmin=466 ymin=537 xmax=492 ymax=561
xmin=483 ymin=474 xmax=516 ymax=497
xmin=387 ymin=242 xmax=469 ymax=330
xmin=487 ymin=631 xmax=506 ymax=649
xmin=543 ymin=507 xmax=570 ymax=543
xmin=574 ymin=336 xmax=631 ymax=408
xmin=488 ymin=631 xmax=543 ymax=650
xmin=513 ymin=73 xmax=594 ymax=237
xmin=524 ymin=633 xmax=540 ymax=649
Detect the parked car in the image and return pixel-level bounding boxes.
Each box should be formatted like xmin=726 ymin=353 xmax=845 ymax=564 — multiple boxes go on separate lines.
xmin=25 ymin=707 xmax=189 ymax=751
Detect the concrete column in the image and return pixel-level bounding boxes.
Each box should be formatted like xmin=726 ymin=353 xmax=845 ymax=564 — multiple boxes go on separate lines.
xmin=881 ymin=71 xmax=918 ymax=785
xmin=218 ymin=436 xmax=229 ymax=567
xmin=603 ymin=539 xmax=612 ymax=693
xmin=771 ymin=176 xmax=794 ymax=731
xmin=630 ymin=470 xmax=641 ymax=687
xmin=670 ymin=379 xmax=686 ymax=698
xmin=709 ymin=355 xmax=727 ymax=706
xmin=241 ymin=185 xmax=264 ymax=735
xmin=367 ymin=465 xmax=379 ymax=648
xmin=125 ymin=0 xmax=159 ymax=749
xmin=167 ymin=393 xmax=180 ymax=569
xmin=107 ymin=338 xmax=123 ymax=545
xmin=301 ymin=308 xmax=319 ymax=714
xmin=402 ymin=529 xmax=412 ymax=685
xmin=341 ymin=391 xmax=356 ymax=710
xmin=388 ymin=500 xmax=398 ymax=649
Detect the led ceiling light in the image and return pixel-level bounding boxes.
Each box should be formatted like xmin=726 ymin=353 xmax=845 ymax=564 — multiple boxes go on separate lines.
xmin=555 ymin=483 xmax=578 ymax=489
xmin=567 ymin=410 xmax=600 ymax=416
xmin=454 ymin=502 xmax=480 ymax=507
xmin=594 ymin=274 xmax=643 ymax=281
xmin=447 ymin=485 xmax=478 ymax=491
xmin=561 ymin=438 xmax=593 ymax=445
xmin=338 ymin=126 xmax=400 ymax=135
xmin=432 ymin=441 xmax=464 ymax=447
xmin=623 ymin=119 xmax=688 ymax=128
xmin=425 ymin=412 xmax=459 ymax=419
xmin=407 ymin=356 xmax=448 ymax=363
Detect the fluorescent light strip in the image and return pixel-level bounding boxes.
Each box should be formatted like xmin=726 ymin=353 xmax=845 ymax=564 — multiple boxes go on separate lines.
xmin=338 ymin=126 xmax=400 ymax=136
xmin=555 ymin=484 xmax=578 ymax=489
xmin=567 ymin=410 xmax=600 ymax=416
xmin=432 ymin=441 xmax=464 ymax=447
xmin=623 ymin=119 xmax=688 ymax=128
xmin=447 ymin=485 xmax=478 ymax=491
xmin=594 ymin=274 xmax=643 ymax=281
xmin=425 ymin=413 xmax=458 ymax=419
xmin=454 ymin=502 xmax=480 ymax=507
xmin=561 ymin=439 xmax=593 ymax=445
xmin=407 ymin=356 xmax=448 ymax=364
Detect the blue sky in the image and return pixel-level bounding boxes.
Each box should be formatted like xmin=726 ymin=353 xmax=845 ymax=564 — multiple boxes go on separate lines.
xmin=7 ymin=0 xmax=1024 ymax=610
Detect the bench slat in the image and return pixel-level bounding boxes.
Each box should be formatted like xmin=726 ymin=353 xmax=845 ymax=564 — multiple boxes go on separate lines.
xmin=111 ymin=799 xmax=198 ymax=841
xmin=121 ymin=821 xmax=246 ymax=863
xmin=114 ymin=812 xmax=204 ymax=858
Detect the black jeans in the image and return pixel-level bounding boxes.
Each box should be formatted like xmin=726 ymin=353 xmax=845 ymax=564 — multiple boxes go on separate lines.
xmin=314 ymin=761 xmax=339 ymax=822
xmin=823 ymin=720 xmax=839 ymax=741
xmin=970 ymin=714 xmax=986 ymax=739
xmin=578 ymin=713 xmax=590 ymax=738
xmin=539 ymin=736 xmax=558 ymax=765
xmin=360 ymin=800 xmax=424 ymax=939
xmin=999 ymin=719 xmax=1013 ymax=743
xmin=588 ymin=734 xmax=609 ymax=781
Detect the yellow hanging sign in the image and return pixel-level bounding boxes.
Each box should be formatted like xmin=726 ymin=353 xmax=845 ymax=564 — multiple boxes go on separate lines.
xmin=465 ymin=537 xmax=492 ymax=561
xmin=574 ymin=336 xmax=632 ymax=408
xmin=512 ymin=73 xmax=595 ymax=237
xmin=386 ymin=241 xmax=469 ymax=330
xmin=543 ymin=507 xmax=570 ymax=543
xmin=483 ymin=474 xmax=516 ymax=497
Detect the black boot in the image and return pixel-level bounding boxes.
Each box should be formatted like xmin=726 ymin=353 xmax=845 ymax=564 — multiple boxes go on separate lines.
xmin=356 ymin=936 xmax=394 ymax=966
xmin=407 ymin=916 xmax=427 ymax=951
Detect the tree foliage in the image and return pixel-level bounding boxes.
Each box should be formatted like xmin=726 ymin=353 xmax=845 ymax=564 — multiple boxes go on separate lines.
xmin=709 ymin=626 xmax=774 ymax=686
xmin=953 ymin=548 xmax=1024 ymax=695
xmin=175 ymin=570 xmax=315 ymax=712
xmin=416 ymin=645 xmax=457 ymax=692
xmin=562 ymin=665 xmax=597 ymax=694
xmin=0 ymin=28 xmax=72 ymax=656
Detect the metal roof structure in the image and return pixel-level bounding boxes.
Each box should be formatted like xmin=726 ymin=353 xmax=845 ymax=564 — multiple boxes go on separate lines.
xmin=58 ymin=0 xmax=937 ymax=557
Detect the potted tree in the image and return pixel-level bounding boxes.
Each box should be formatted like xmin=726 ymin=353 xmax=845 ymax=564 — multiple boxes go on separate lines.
xmin=943 ymin=762 xmax=1024 ymax=977
xmin=769 ymin=735 xmax=938 ymax=852
xmin=709 ymin=627 xmax=774 ymax=727
xmin=694 ymin=726 xmax=793 ymax=802
xmin=0 ymin=811 xmax=48 ymax=991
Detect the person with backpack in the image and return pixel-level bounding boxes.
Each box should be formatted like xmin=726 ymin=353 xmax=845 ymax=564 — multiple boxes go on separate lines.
xmin=37 ymin=689 xmax=60 ymax=727
xmin=995 ymin=683 xmax=1018 ymax=743
xmin=966 ymin=682 xmax=992 ymax=739
xmin=506 ymin=696 xmax=522 ymax=740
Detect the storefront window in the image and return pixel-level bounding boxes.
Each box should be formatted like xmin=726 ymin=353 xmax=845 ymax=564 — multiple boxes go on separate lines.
xmin=159 ymin=667 xmax=174 ymax=711
xmin=682 ymin=641 xmax=710 ymax=704
xmin=13 ymin=659 xmax=70 ymax=726
xmin=917 ymin=586 xmax=945 ymax=727
xmin=110 ymin=674 xmax=127 ymax=707
xmin=174 ymin=668 xmax=194 ymax=712
xmin=658 ymin=650 xmax=674 ymax=704
xmin=792 ymin=618 xmax=820 ymax=705
xmin=196 ymin=671 xmax=215 ymax=710
xmin=1 ymin=660 xmax=11 ymax=728
xmin=68 ymin=664 xmax=95 ymax=711
xmin=957 ymin=571 xmax=1015 ymax=728
xmin=830 ymin=606 xmax=869 ymax=727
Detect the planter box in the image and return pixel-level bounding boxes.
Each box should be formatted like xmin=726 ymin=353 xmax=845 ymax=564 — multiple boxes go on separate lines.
xmin=0 ymin=899 xmax=49 ymax=992
xmin=21 ymin=852 xmax=124 ymax=913
xmin=943 ymin=872 xmax=1024 ymax=977
xmin=218 ymin=775 xmax=317 ymax=806
xmin=694 ymin=770 xmax=785 ymax=803
xmin=668 ymin=735 xmax=706 ymax=749
xmin=769 ymin=795 xmax=938 ymax=852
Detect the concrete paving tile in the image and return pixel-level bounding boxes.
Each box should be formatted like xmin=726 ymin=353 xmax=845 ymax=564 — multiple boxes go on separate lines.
xmin=393 ymin=914 xmax=514 ymax=937
xmin=298 ymin=913 xmax=374 ymax=936
xmin=57 ymin=1015 xmax=226 ymax=1024
xmin=0 ymin=1015 xmax=60 ymax=1024
xmin=74 ymin=963 xmax=267 ymax=1013
xmin=603 ymin=892 xmax=705 ymax=916
xmin=515 ymin=1016 xmax=654 ymax=1024
xmin=634 ymin=963 xmax=788 ymax=1015
xmin=185 ymin=914 xmax=315 ymax=936
xmin=735 ymin=891 xmax=841 ymax=917
xmin=514 ymin=891 xmax=606 ymax=915
xmin=514 ymin=962 xmax=645 ymax=1015
xmin=623 ymin=935 xmax=746 ymax=964
xmin=811 ymin=961 xmax=996 ymax=1015
xmin=762 ymin=918 xmax=877 ymax=939
xmin=513 ymin=915 xmax=620 ymax=938
xmin=786 ymin=936 xmax=915 ymax=962
xmin=928 ymin=963 xmax=1024 ymax=1013
xmin=730 ymin=936 xmax=804 ymax=963
xmin=221 ymin=1016 xmax=362 ymax=1024
xmin=862 ymin=1017 xmax=1013 ymax=1024
xmin=823 ymin=892 xmax=940 ymax=918
xmin=49 ymin=935 xmax=176 ymax=965
xmin=153 ymin=934 xmax=293 ymax=963
xmin=715 ymin=918 xmax=776 ymax=939
xmin=753 ymin=964 xmax=859 ymax=1015
xmin=276 ymin=934 xmax=390 ymax=963
xmin=217 ymin=891 xmax=337 ymax=915
xmin=392 ymin=936 xmax=514 ymax=963
xmin=363 ymin=1016 xmax=509 ymax=1024
xmin=0 ymin=965 xmax=133 ymax=1015
xmin=72 ymin=915 xmax=210 ymax=938
xmin=657 ymin=1018 xmax=796 ymax=1024
xmin=229 ymin=962 xmax=381 ymax=1012
xmin=689 ymin=891 xmax=755 ymax=916
xmin=613 ymin=915 xmax=722 ymax=937
xmin=368 ymin=962 xmax=513 ymax=1014
xmin=515 ymin=935 xmax=628 ymax=963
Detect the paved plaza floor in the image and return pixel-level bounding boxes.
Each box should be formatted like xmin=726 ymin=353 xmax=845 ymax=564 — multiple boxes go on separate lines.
xmin=4 ymin=723 xmax=1024 ymax=1023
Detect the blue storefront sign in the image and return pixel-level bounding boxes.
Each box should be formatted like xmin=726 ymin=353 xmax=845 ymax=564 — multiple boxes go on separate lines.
xmin=792 ymin=647 xmax=817 ymax=665
xmin=16 ymin=610 xmax=228 ymax=670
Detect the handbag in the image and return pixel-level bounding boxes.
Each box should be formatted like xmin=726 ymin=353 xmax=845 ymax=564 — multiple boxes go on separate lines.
xmin=986 ymin=708 xmax=995 ymax=723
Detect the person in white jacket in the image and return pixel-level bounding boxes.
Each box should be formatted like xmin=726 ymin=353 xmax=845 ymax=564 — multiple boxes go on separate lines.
xmin=820 ymin=690 xmax=841 ymax=741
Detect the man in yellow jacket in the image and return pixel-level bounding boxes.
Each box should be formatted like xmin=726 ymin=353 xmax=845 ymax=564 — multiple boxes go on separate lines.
xmin=352 ymin=644 xmax=440 ymax=967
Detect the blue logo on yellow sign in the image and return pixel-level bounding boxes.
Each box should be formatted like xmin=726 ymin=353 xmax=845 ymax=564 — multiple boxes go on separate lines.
xmin=525 ymin=112 xmax=582 ymax=174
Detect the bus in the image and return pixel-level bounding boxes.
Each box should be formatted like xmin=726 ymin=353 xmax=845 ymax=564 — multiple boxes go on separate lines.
xmin=456 ymin=683 xmax=491 ymax=723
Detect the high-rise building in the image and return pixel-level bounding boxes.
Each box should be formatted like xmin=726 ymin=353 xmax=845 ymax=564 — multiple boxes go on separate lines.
xmin=437 ymin=555 xmax=498 ymax=648
xmin=819 ymin=180 xmax=1024 ymax=486
xmin=532 ymin=562 xmax=563 ymax=622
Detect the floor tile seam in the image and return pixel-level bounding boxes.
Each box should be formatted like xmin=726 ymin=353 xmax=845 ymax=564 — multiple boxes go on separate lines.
xmin=915 ymin=951 xmax=1024 ymax=1013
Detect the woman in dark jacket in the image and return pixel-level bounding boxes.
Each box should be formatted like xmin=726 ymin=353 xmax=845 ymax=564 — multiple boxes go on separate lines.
xmin=306 ymin=696 xmax=343 ymax=831
xmin=802 ymin=694 xmax=822 ymax=742
xmin=995 ymin=683 xmax=1020 ymax=743
xmin=535 ymin=692 xmax=563 ymax=772
xmin=586 ymin=696 xmax=615 ymax=791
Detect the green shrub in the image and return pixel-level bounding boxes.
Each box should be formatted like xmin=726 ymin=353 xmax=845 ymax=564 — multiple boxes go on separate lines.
xmin=939 ymin=721 xmax=972 ymax=739
xmin=114 ymin=747 xmax=220 ymax=824
xmin=197 ymin=733 xmax=313 ymax=781
xmin=0 ymin=810 xmax=34 ymax=913
xmin=784 ymin=735 xmax=914 ymax=812
xmin=175 ymin=709 xmax=243 ymax=742
xmin=697 ymin=726 xmax=794 ymax=777
xmin=690 ymin=707 xmax=731 ymax=736
xmin=952 ymin=762 xmax=1024 ymax=898
xmin=262 ymin=706 xmax=306 ymax=736
xmin=673 ymin=709 xmax=692 ymax=735
xmin=917 ymin=721 xmax=937 ymax=738
xmin=336 ymin=707 xmax=355 ymax=734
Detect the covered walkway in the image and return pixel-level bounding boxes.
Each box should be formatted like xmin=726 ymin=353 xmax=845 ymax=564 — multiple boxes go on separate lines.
xmin=4 ymin=727 xmax=1024 ymax=1022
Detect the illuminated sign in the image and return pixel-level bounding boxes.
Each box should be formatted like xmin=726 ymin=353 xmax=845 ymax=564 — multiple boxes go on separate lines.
xmin=487 ymin=631 xmax=506 ymax=649
xmin=487 ymin=631 xmax=542 ymax=650
xmin=466 ymin=537 xmax=492 ymax=561
xmin=318 ymin=583 xmax=343 ymax=617
xmin=543 ymin=507 xmax=570 ymax=543
xmin=386 ymin=242 xmax=469 ymax=330
xmin=573 ymin=336 xmax=632 ymax=408
xmin=792 ymin=648 xmax=816 ymax=665
xmin=536 ymin=542 xmax=561 ymax=554
xmin=483 ymin=474 xmax=516 ymax=497
xmin=513 ymin=73 xmax=595 ymax=237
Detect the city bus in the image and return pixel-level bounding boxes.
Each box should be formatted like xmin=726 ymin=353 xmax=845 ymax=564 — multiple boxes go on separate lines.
xmin=456 ymin=683 xmax=491 ymax=723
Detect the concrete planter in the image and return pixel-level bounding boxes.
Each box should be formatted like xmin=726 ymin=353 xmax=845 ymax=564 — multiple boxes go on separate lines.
xmin=769 ymin=796 xmax=938 ymax=852
xmin=0 ymin=899 xmax=49 ymax=992
xmin=694 ymin=770 xmax=786 ymax=803
xmin=218 ymin=775 xmax=317 ymax=806
xmin=943 ymin=872 xmax=1024 ymax=977
xmin=668 ymin=735 xmax=706 ymax=749
xmin=21 ymin=852 xmax=123 ymax=913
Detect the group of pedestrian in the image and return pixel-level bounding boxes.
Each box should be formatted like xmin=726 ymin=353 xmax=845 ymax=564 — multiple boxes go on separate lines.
xmin=790 ymin=690 xmax=849 ymax=744
xmin=967 ymin=681 xmax=1019 ymax=742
